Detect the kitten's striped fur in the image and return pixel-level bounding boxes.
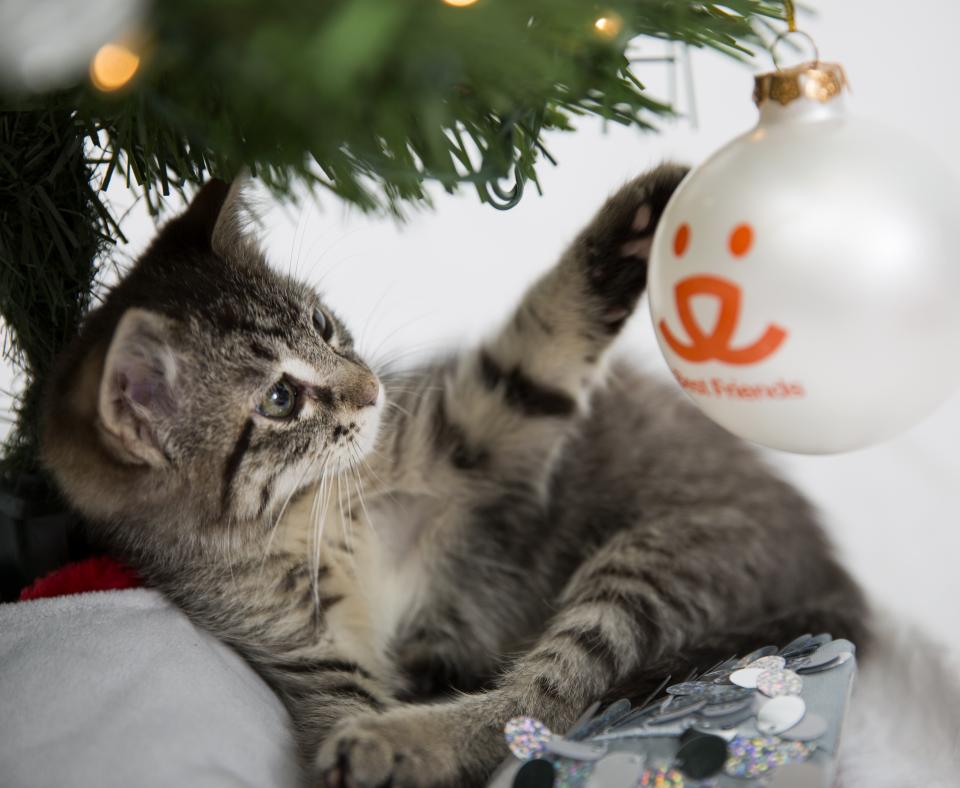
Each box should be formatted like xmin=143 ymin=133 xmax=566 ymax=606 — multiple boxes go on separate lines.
xmin=41 ymin=167 xmax=868 ymax=787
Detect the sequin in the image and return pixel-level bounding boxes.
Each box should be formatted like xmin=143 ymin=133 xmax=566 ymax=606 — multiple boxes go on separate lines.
xmin=545 ymin=737 xmax=607 ymax=761
xmin=729 ymin=667 xmax=762 ymax=689
xmin=785 ymin=654 xmax=811 ymax=670
xmin=505 ymin=717 xmax=551 ymax=760
xmin=778 ymin=634 xmax=814 ymax=656
xmin=702 ymin=684 xmax=753 ymax=703
xmin=796 ymin=651 xmax=852 ymax=675
xmin=695 ymin=704 xmax=755 ymax=729
xmin=783 ymin=644 xmax=821 ymax=660
xmin=610 ymin=705 xmax=659 ymax=731
xmin=757 ymin=668 xmax=802 ymax=697
xmin=790 ymin=640 xmax=854 ymax=671
xmin=756 ymin=695 xmax=806 ymax=735
xmin=639 ymin=767 xmax=685 ymax=786
xmin=566 ymin=702 xmax=602 ymax=739
xmin=650 ymin=696 xmax=707 ymax=723
xmin=674 ymin=732 xmax=728 ymax=779
xmin=748 ymin=655 xmax=787 ymax=672
xmin=513 ymin=758 xmax=556 ymax=788
xmin=698 ymin=697 xmax=753 ymax=717
xmin=724 ymin=736 xmax=816 ymax=778
xmin=703 ymin=658 xmax=740 ymax=682
xmin=667 ymin=681 xmax=712 ymax=696
xmin=569 ymin=699 xmax=631 ymax=740
xmin=553 ymin=759 xmax=593 ymax=788
xmin=779 ymin=712 xmax=828 ymax=741
xmin=597 ymin=698 xmax=633 ymax=726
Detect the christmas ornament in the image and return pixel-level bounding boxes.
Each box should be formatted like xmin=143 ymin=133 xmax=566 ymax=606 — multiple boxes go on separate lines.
xmin=647 ymin=53 xmax=960 ymax=453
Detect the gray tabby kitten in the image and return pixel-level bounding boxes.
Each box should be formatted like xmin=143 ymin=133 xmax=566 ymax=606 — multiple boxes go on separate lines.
xmin=41 ymin=168 xmax=868 ymax=787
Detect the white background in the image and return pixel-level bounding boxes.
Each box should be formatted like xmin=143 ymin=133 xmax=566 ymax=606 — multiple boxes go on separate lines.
xmin=10 ymin=1 xmax=959 ymax=653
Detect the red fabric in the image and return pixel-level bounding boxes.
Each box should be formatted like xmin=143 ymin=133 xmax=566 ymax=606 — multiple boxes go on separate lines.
xmin=18 ymin=556 xmax=141 ymax=601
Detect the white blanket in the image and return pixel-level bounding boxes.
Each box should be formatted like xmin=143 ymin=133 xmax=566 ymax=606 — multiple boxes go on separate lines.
xmin=4 ymin=590 xmax=960 ymax=787
xmin=0 ymin=590 xmax=300 ymax=788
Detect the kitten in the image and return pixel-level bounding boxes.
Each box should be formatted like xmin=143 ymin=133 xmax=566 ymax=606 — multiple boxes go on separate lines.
xmin=41 ymin=168 xmax=868 ymax=787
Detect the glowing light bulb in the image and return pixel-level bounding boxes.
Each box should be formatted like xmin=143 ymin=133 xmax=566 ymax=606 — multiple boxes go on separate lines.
xmin=594 ymin=14 xmax=623 ymax=37
xmin=90 ymin=42 xmax=140 ymax=92
xmin=442 ymin=0 xmax=479 ymax=6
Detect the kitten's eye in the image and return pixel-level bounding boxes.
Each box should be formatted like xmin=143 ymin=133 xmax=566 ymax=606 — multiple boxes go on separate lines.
xmin=258 ymin=380 xmax=298 ymax=419
xmin=313 ymin=308 xmax=334 ymax=342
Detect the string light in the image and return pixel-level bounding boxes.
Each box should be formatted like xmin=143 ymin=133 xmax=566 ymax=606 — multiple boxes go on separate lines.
xmin=594 ymin=14 xmax=623 ymax=38
xmin=442 ymin=0 xmax=479 ymax=6
xmin=90 ymin=42 xmax=140 ymax=92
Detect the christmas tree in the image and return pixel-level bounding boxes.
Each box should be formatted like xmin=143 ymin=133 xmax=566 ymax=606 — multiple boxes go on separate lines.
xmin=0 ymin=0 xmax=788 ymax=486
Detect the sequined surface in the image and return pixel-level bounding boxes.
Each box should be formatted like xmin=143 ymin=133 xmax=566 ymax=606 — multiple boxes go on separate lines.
xmin=497 ymin=634 xmax=853 ymax=788
xmin=724 ymin=736 xmax=816 ymax=778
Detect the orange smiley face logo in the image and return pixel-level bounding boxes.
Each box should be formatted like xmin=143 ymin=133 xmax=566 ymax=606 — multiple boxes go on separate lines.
xmin=659 ymin=223 xmax=788 ymax=366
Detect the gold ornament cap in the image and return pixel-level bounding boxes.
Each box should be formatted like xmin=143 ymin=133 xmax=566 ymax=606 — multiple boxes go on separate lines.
xmin=753 ymin=61 xmax=848 ymax=108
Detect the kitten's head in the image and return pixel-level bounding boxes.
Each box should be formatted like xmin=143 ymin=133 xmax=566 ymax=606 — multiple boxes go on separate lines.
xmin=41 ymin=180 xmax=381 ymax=547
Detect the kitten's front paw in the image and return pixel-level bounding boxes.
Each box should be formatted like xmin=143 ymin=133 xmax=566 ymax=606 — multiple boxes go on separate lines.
xmin=315 ymin=704 xmax=499 ymax=788
xmin=314 ymin=713 xmax=438 ymax=788
xmin=315 ymin=716 xmax=400 ymax=788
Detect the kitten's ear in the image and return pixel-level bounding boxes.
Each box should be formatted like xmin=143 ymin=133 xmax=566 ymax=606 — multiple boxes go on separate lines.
xmin=163 ymin=174 xmax=252 ymax=256
xmin=98 ymin=309 xmax=179 ymax=467
xmin=210 ymin=175 xmax=253 ymax=258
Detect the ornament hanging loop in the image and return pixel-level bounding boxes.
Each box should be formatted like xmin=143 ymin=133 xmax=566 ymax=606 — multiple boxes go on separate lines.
xmin=770 ymin=0 xmax=820 ymax=71
xmin=770 ymin=29 xmax=820 ymax=71
xmin=784 ymin=0 xmax=797 ymax=32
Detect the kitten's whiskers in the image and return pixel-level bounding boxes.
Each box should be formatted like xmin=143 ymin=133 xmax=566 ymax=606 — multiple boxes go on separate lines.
xmin=384 ymin=399 xmax=415 ymax=422
xmin=347 ymin=444 xmax=380 ymax=543
xmin=257 ymin=455 xmax=320 ymax=590
xmin=309 ymin=456 xmax=336 ymax=624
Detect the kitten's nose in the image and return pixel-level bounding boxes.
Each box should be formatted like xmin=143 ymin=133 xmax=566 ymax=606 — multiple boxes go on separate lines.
xmin=354 ymin=375 xmax=380 ymax=409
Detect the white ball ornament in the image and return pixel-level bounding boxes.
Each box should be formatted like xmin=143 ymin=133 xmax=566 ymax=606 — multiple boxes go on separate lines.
xmin=648 ymin=61 xmax=960 ymax=453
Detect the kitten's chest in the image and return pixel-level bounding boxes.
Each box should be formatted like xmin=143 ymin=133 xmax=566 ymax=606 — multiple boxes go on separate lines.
xmin=278 ymin=488 xmax=443 ymax=658
xmin=352 ymin=494 xmax=439 ymax=641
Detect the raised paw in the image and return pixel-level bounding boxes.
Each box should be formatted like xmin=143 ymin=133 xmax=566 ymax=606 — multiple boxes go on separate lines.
xmin=582 ymin=163 xmax=689 ymax=331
